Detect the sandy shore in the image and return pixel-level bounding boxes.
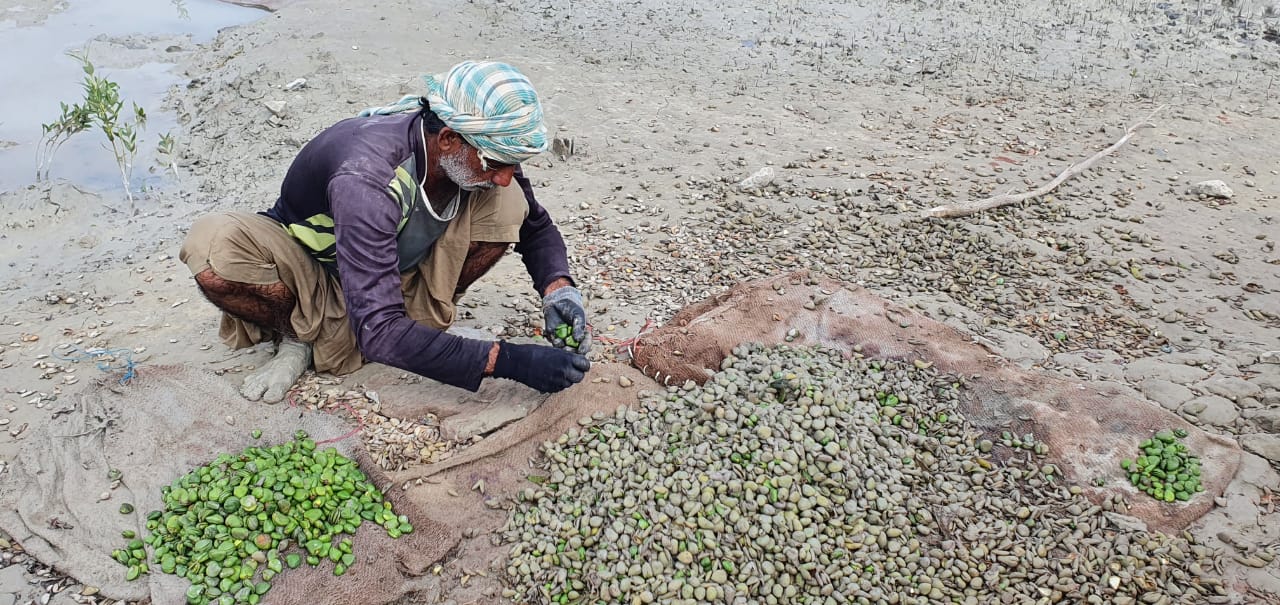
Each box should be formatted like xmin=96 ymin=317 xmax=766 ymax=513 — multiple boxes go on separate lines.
xmin=1 ymin=0 xmax=1278 ymax=602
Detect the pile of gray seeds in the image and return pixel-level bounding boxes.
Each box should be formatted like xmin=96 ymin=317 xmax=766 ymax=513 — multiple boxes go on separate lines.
xmin=502 ymin=344 xmax=1225 ymax=605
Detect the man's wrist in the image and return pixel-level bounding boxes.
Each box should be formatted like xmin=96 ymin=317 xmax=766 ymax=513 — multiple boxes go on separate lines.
xmin=542 ymin=277 xmax=573 ymax=297
xmin=484 ymin=342 xmax=500 ymax=376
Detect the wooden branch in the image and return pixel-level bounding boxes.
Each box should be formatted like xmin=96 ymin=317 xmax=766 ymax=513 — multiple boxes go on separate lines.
xmin=925 ymin=106 xmax=1166 ymax=219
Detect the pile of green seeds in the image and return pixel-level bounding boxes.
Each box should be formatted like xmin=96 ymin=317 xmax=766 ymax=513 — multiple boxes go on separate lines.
xmin=1120 ymin=429 xmax=1203 ymax=502
xmin=112 ymin=431 xmax=412 ymax=605
xmin=554 ymin=324 xmax=581 ymax=349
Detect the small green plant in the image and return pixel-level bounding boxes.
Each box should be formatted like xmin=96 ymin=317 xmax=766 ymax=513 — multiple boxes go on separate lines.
xmin=154 ymin=131 xmax=181 ymax=182
xmin=36 ymin=101 xmax=91 ymax=184
xmin=156 ymin=131 xmax=175 ymax=156
xmin=37 ymin=49 xmax=147 ymax=202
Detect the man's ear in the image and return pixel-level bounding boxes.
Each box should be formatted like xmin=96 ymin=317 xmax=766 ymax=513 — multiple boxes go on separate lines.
xmin=437 ymin=126 xmax=461 ymax=151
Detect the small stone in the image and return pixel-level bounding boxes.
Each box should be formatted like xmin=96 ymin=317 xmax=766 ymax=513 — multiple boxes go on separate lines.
xmin=1239 ymin=434 xmax=1280 ymax=462
xmin=1235 ymin=555 xmax=1269 ymax=568
xmin=985 ymin=330 xmax=1050 ymax=368
xmin=1188 ymin=180 xmax=1233 ymax=199
xmin=1260 ymin=351 xmax=1280 ymax=364
xmin=0 ymin=578 xmax=20 ymax=605
xmin=1252 ymin=373 xmax=1280 ymax=392
xmin=1053 ymin=351 xmax=1125 ymax=381
xmin=1195 ymin=377 xmax=1262 ymax=402
xmin=1124 ymin=358 xmax=1209 ymax=385
xmin=1183 ymin=395 xmax=1238 ymax=426
xmin=1245 ymin=409 xmax=1280 ymax=433
xmin=1103 ymin=512 xmax=1148 ymax=533
xmin=1138 ymin=379 xmax=1195 ymax=410
xmin=618 ymin=376 xmax=633 ymax=388
xmin=264 ymin=99 xmax=288 ymax=117
xmin=1217 ymin=531 xmax=1256 ymax=551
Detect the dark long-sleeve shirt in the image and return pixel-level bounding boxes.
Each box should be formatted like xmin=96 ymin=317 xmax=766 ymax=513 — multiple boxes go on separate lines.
xmin=262 ymin=112 xmax=571 ymax=391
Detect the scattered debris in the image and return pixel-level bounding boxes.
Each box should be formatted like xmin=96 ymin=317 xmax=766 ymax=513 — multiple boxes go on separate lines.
xmin=264 ymin=99 xmax=288 ymax=117
xmin=1188 ymin=180 xmax=1234 ymax=199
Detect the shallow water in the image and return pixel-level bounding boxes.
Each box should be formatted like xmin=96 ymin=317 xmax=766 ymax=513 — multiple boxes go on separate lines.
xmin=0 ymin=0 xmax=263 ymax=196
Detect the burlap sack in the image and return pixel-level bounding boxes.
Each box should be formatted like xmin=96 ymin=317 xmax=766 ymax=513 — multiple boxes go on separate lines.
xmin=631 ymin=270 xmax=1242 ymax=534
xmin=379 ymin=363 xmax=663 ymax=603
xmin=0 ymin=365 xmax=453 ymax=605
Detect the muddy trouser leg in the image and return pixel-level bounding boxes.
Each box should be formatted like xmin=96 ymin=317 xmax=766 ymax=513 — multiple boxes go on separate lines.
xmin=180 ymin=212 xmax=357 ymax=401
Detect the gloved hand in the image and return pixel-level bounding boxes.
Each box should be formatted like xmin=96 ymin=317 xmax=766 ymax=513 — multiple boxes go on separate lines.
xmin=542 ymin=285 xmax=591 ymax=354
xmin=491 ymin=341 xmax=591 ymax=393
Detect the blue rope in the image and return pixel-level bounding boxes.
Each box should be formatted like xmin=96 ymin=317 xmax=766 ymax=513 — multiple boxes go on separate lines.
xmin=54 ymin=346 xmax=138 ymax=384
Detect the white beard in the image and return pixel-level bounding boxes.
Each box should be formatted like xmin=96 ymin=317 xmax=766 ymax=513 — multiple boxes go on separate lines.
xmin=440 ymin=150 xmax=493 ymax=191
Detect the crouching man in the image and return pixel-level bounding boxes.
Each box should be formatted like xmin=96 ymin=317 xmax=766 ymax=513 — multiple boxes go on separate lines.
xmin=180 ymin=61 xmax=591 ymax=402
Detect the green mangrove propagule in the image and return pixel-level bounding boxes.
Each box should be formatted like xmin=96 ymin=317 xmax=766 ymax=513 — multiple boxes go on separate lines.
xmin=1121 ymin=428 xmax=1203 ymax=502
xmin=112 ymin=431 xmax=413 ymax=605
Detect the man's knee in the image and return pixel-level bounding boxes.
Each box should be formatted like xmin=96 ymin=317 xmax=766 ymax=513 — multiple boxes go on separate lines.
xmin=181 ymin=213 xmax=238 ymax=276
xmin=454 ymin=242 xmax=511 ymax=297
xmin=461 ymin=242 xmax=510 ymax=273
xmin=182 ymin=212 xmax=290 ymax=286
xmin=194 ymin=268 xmax=292 ymax=306
xmin=466 ymin=183 xmax=528 ymax=242
xmin=467 ymin=241 xmax=510 ymax=257
xmin=192 ymin=268 xmax=245 ymax=310
xmin=193 ymin=268 xmax=227 ymax=294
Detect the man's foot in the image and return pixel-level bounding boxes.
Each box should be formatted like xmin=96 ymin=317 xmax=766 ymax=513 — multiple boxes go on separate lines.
xmin=240 ymin=339 xmax=312 ymax=403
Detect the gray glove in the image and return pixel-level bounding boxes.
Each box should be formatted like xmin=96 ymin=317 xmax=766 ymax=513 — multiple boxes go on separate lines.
xmin=492 ymin=341 xmax=591 ymax=393
xmin=542 ymin=285 xmax=591 ymax=354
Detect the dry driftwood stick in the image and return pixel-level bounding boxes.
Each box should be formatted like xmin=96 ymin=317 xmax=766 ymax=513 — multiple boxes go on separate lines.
xmin=925 ymin=106 xmax=1166 ymax=219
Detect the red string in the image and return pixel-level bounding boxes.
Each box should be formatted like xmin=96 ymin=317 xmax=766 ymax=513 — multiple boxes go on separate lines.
xmin=594 ymin=317 xmax=656 ymax=357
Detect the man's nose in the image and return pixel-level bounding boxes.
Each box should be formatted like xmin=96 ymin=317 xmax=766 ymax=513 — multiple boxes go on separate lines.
xmin=491 ymin=166 xmax=517 ymax=187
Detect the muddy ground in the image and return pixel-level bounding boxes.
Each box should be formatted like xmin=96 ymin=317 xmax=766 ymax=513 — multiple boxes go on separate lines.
xmin=1 ymin=0 xmax=1279 ymax=603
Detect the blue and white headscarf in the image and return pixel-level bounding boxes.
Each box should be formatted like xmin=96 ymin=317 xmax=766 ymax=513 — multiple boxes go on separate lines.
xmin=359 ymin=61 xmax=549 ymax=165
